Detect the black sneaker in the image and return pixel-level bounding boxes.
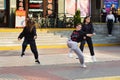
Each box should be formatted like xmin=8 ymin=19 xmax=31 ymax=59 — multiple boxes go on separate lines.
xmin=21 ymin=53 xmax=25 ymax=57
xmin=35 ymin=60 xmax=40 ymax=64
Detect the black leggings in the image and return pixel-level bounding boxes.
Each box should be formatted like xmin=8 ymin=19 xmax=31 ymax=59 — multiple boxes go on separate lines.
xmin=80 ymin=37 xmax=95 ymax=56
xmin=22 ymin=40 xmax=38 ymax=59
xmin=107 ymin=20 xmax=113 ymax=35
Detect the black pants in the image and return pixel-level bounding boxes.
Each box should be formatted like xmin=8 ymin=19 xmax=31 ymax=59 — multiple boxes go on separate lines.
xmin=22 ymin=40 xmax=38 ymax=59
xmin=118 ymin=15 xmax=120 ymax=22
xmin=107 ymin=20 xmax=113 ymax=35
xmin=80 ymin=37 xmax=95 ymax=56
xmin=101 ymin=14 xmax=106 ymax=22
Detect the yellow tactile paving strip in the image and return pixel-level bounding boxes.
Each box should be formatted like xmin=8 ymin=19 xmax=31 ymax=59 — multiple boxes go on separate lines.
xmin=0 ymin=43 xmax=120 ymax=50
xmin=0 ymin=28 xmax=74 ymax=32
xmin=78 ymin=76 xmax=120 ymax=80
xmin=0 ymin=45 xmax=67 ymax=50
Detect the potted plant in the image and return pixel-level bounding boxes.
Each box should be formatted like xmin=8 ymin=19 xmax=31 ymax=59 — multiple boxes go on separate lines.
xmin=74 ymin=10 xmax=81 ymax=27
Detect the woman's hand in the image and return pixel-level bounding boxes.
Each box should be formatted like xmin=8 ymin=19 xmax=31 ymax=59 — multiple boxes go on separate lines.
xmin=87 ymin=33 xmax=96 ymax=37
xmin=86 ymin=34 xmax=93 ymax=37
xmin=83 ymin=36 xmax=86 ymax=39
xmin=18 ymin=38 xmax=21 ymax=41
xmin=34 ymin=36 xmax=37 ymax=39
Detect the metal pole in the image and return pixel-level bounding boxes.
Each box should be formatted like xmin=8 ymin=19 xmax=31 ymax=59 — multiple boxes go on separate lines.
xmin=64 ymin=0 xmax=65 ymax=15
xmin=25 ymin=0 xmax=28 ymax=17
xmin=76 ymin=0 xmax=77 ymax=11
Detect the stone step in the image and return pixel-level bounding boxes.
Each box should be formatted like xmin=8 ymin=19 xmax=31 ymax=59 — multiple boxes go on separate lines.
xmin=0 ymin=29 xmax=120 ymax=47
xmin=0 ymin=31 xmax=68 ymax=46
xmin=49 ymin=30 xmax=120 ymax=44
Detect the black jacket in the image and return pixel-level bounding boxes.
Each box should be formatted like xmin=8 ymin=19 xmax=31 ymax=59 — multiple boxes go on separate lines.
xmin=82 ymin=23 xmax=94 ymax=34
xmin=71 ymin=30 xmax=86 ymax=43
xmin=18 ymin=26 xmax=37 ymax=41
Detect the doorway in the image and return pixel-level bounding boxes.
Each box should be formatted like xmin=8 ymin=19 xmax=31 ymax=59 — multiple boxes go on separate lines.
xmin=91 ymin=0 xmax=101 ymax=22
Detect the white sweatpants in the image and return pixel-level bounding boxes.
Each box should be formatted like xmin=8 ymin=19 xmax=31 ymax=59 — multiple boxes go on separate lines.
xmin=67 ymin=40 xmax=85 ymax=65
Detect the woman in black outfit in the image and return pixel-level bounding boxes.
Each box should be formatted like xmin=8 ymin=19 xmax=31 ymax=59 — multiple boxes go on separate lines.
xmin=111 ymin=4 xmax=117 ymax=23
xmin=18 ymin=19 xmax=40 ymax=64
xmin=101 ymin=5 xmax=107 ymax=22
xmin=80 ymin=16 xmax=96 ymax=62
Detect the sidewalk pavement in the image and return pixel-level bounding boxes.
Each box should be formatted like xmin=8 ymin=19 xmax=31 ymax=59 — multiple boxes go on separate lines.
xmin=0 ymin=46 xmax=120 ymax=80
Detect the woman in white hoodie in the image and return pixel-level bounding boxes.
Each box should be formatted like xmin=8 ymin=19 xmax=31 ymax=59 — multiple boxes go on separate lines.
xmin=106 ymin=10 xmax=115 ymax=36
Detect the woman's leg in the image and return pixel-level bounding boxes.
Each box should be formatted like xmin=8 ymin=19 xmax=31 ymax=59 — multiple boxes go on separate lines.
xmin=73 ymin=47 xmax=84 ymax=65
xmin=86 ymin=38 xmax=96 ymax=62
xmin=30 ymin=41 xmax=39 ymax=59
xmin=21 ymin=40 xmax=28 ymax=56
xmin=68 ymin=48 xmax=73 ymax=58
xmin=67 ymin=41 xmax=85 ymax=65
xmin=107 ymin=20 xmax=113 ymax=35
xmin=109 ymin=21 xmax=113 ymax=35
xmin=80 ymin=40 xmax=85 ymax=52
xmin=86 ymin=38 xmax=95 ymax=56
xmin=30 ymin=41 xmax=40 ymax=64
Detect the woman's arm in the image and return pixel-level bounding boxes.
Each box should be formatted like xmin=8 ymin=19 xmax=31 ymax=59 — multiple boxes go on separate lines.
xmin=33 ymin=27 xmax=37 ymax=39
xmin=18 ymin=27 xmax=25 ymax=40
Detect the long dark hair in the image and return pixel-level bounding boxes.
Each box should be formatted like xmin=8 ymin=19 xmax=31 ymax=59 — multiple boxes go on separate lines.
xmin=83 ymin=16 xmax=92 ymax=24
xmin=26 ymin=19 xmax=35 ymax=32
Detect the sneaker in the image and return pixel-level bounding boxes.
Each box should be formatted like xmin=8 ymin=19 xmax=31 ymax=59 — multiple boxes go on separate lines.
xmin=21 ymin=53 xmax=25 ymax=57
xmin=76 ymin=57 xmax=79 ymax=59
xmin=35 ymin=60 xmax=40 ymax=64
xmin=108 ymin=34 xmax=112 ymax=37
xmin=68 ymin=53 xmax=73 ymax=58
xmin=81 ymin=64 xmax=87 ymax=68
xmin=91 ymin=56 xmax=96 ymax=62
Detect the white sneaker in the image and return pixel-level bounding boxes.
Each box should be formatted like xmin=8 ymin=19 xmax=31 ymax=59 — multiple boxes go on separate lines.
xmin=108 ymin=34 xmax=112 ymax=37
xmin=68 ymin=53 xmax=73 ymax=58
xmin=81 ymin=64 xmax=87 ymax=68
xmin=91 ymin=56 xmax=97 ymax=62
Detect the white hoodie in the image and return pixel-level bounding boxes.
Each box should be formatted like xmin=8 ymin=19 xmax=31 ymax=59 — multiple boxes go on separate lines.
xmin=106 ymin=14 xmax=115 ymax=22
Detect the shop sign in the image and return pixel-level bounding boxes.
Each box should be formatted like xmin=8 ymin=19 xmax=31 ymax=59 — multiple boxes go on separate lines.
xmin=29 ymin=0 xmax=43 ymax=12
xmin=104 ymin=0 xmax=119 ymax=12
xmin=29 ymin=3 xmax=43 ymax=9
xmin=15 ymin=10 xmax=26 ymax=28
xmin=29 ymin=0 xmax=43 ymax=3
xmin=47 ymin=0 xmax=53 ymax=15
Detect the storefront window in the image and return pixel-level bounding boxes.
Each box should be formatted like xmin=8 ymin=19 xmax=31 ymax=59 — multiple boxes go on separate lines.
xmin=0 ymin=0 xmax=6 ymax=24
xmin=65 ymin=0 xmax=90 ymax=17
xmin=65 ymin=0 xmax=76 ymax=17
xmin=77 ymin=0 xmax=90 ymax=17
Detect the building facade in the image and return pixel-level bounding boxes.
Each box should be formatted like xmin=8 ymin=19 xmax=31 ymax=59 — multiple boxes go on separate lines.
xmin=0 ymin=0 xmax=120 ymax=28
